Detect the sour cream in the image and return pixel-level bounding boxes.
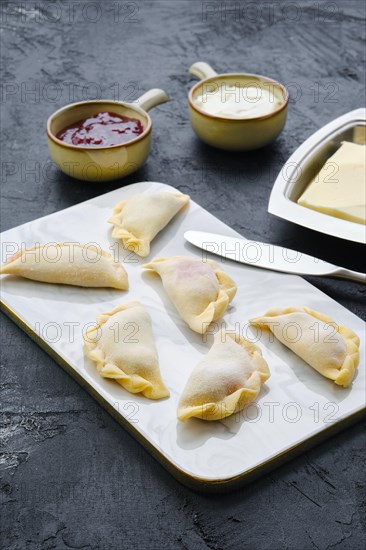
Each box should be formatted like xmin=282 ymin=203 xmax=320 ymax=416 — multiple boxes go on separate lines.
xmin=194 ymin=83 xmax=283 ymax=119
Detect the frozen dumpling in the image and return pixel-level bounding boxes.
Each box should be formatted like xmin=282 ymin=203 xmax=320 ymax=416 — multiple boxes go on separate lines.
xmin=250 ymin=306 xmax=360 ymax=387
xmin=178 ymin=330 xmax=270 ymax=421
xmin=108 ymin=191 xmax=190 ymax=257
xmin=0 ymin=243 xmax=128 ymax=289
xmin=143 ymin=256 xmax=237 ymax=334
xmin=84 ymin=301 xmax=169 ymax=399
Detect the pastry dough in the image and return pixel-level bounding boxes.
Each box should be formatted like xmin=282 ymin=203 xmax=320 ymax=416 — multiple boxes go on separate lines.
xmin=0 ymin=243 xmax=128 ymax=289
xmin=108 ymin=191 xmax=190 ymax=257
xmin=84 ymin=301 xmax=169 ymax=399
xmin=250 ymin=307 xmax=360 ymax=387
xmin=143 ymin=256 xmax=237 ymax=334
xmin=178 ymin=330 xmax=270 ymax=421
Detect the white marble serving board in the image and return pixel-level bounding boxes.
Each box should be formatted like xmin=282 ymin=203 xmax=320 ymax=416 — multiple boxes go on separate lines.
xmin=1 ymin=181 xmax=365 ymax=487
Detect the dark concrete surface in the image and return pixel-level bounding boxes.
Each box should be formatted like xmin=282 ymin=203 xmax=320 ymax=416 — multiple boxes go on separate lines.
xmin=1 ymin=1 xmax=365 ymax=549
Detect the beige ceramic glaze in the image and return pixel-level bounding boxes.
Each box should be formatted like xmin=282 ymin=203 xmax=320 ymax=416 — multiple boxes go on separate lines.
xmin=47 ymin=89 xmax=168 ymax=182
xmin=188 ymin=62 xmax=288 ymax=151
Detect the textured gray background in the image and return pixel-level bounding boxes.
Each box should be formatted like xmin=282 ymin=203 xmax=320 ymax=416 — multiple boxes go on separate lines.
xmin=1 ymin=1 xmax=365 ymax=549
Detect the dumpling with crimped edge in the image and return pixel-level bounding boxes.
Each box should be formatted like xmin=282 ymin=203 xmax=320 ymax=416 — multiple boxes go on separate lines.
xmin=84 ymin=301 xmax=169 ymax=400
xmin=143 ymin=256 xmax=237 ymax=334
xmin=0 ymin=243 xmax=128 ymax=290
xmin=177 ymin=330 xmax=270 ymax=421
xmin=108 ymin=191 xmax=190 ymax=257
xmin=250 ymin=306 xmax=360 ymax=388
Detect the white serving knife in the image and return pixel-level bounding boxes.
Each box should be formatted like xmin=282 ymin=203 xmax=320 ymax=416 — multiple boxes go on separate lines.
xmin=184 ymin=231 xmax=366 ymax=284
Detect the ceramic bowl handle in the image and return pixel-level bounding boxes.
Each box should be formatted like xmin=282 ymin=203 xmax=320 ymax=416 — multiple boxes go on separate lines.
xmin=137 ymin=89 xmax=169 ymax=112
xmin=189 ymin=62 xmax=218 ymax=80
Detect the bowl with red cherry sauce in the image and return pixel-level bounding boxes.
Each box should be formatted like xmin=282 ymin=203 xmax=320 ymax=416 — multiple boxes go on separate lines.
xmin=46 ymin=89 xmax=168 ymax=182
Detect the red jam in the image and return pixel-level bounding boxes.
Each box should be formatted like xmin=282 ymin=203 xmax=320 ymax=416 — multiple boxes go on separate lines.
xmin=56 ymin=112 xmax=144 ymax=147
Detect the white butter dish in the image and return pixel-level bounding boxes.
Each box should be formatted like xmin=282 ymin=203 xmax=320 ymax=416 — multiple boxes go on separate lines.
xmin=268 ymin=108 xmax=366 ymax=244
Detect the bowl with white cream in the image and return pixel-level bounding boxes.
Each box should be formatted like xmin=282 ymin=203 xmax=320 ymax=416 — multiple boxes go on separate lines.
xmin=188 ymin=62 xmax=288 ymax=151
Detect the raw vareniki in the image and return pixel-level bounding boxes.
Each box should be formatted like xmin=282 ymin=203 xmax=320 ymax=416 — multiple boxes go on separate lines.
xmin=0 ymin=242 xmax=128 ymax=289
xmin=84 ymin=301 xmax=169 ymax=399
xmin=250 ymin=306 xmax=360 ymax=387
xmin=143 ymin=256 xmax=237 ymax=334
xmin=108 ymin=191 xmax=190 ymax=257
xmin=178 ymin=330 xmax=270 ymax=421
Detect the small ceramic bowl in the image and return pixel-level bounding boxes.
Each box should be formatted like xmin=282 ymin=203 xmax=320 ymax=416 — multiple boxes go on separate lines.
xmin=47 ymin=89 xmax=168 ymax=182
xmin=188 ymin=62 xmax=288 ymax=151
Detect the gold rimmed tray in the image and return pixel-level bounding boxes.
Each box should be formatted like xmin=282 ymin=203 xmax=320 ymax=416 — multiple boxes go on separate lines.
xmin=1 ymin=181 xmax=365 ymax=492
